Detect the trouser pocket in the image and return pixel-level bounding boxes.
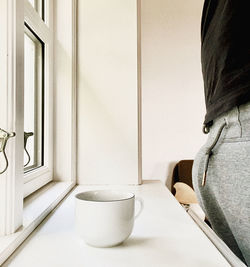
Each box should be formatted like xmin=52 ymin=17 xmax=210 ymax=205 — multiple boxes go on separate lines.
xmin=192 ymin=145 xmax=207 ymax=210
xmin=192 ymin=121 xmax=227 ymax=208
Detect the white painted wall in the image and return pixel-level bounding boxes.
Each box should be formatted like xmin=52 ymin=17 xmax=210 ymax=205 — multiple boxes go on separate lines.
xmin=77 ymin=0 xmax=206 ymax=187
xmin=54 ymin=0 xmax=76 ymax=182
xmin=141 ymin=0 xmax=206 ymax=188
xmin=77 ymin=0 xmax=141 ymax=185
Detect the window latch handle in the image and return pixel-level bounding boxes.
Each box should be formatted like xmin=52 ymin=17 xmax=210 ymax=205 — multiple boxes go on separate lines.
xmin=0 ymin=128 xmax=16 ymax=175
xmin=24 ymin=132 xmax=34 ymax=167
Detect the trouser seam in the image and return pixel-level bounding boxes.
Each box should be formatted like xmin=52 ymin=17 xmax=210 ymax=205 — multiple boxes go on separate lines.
xmin=237 ymin=106 xmax=243 ymax=138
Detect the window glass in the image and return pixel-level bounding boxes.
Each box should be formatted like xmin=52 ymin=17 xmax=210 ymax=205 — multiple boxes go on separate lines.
xmin=24 ymin=29 xmax=44 ymax=172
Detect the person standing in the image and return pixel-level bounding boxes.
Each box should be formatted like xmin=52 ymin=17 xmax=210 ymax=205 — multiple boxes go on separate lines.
xmin=192 ymin=1 xmax=250 ymax=265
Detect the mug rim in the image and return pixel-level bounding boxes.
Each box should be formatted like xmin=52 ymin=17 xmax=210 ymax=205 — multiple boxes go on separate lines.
xmin=75 ymin=190 xmax=135 ymax=202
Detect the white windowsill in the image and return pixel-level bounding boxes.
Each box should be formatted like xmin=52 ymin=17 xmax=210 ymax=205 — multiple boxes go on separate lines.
xmin=187 ymin=208 xmax=246 ymax=267
xmin=0 ymin=181 xmax=75 ymax=265
xmin=2 ymin=180 xmax=233 ymax=267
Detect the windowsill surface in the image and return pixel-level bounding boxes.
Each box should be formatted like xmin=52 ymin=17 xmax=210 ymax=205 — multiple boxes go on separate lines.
xmin=2 ymin=180 xmax=231 ymax=267
xmin=0 ymin=181 xmax=75 ymax=265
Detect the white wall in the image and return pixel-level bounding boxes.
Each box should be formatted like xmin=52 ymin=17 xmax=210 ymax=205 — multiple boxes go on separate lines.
xmin=141 ymin=0 xmax=206 ymax=188
xmin=77 ymin=0 xmax=141 ymax=185
xmin=54 ymin=0 xmax=76 ymax=182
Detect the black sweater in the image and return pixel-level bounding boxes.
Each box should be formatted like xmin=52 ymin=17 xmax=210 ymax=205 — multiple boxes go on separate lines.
xmin=201 ymin=0 xmax=250 ymax=125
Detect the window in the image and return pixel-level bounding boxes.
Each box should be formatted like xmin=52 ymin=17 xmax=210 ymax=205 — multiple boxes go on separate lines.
xmin=24 ymin=27 xmax=44 ymax=172
xmin=23 ymin=0 xmax=53 ymax=196
xmin=0 ymin=0 xmax=76 ymax=242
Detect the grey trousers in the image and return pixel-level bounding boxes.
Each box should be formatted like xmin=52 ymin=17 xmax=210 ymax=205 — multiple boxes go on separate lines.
xmin=192 ymin=103 xmax=250 ymax=266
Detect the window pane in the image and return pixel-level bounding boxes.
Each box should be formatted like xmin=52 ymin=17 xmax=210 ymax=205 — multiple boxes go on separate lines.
xmin=24 ymin=29 xmax=44 ymax=172
xmin=28 ymin=0 xmax=44 ymax=20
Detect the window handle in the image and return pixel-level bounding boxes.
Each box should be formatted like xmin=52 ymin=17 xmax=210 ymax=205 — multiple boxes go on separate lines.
xmin=0 ymin=128 xmax=16 ymax=175
xmin=24 ymin=132 xmax=34 ymax=167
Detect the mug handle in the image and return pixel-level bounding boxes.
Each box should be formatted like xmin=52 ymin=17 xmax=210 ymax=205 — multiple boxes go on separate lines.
xmin=134 ymin=197 xmax=144 ymax=220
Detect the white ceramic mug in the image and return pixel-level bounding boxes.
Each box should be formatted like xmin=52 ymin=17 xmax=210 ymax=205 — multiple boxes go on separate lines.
xmin=75 ymin=190 xmax=143 ymax=247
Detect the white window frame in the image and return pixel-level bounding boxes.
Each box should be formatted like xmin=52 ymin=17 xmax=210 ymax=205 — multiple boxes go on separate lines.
xmin=23 ymin=0 xmax=54 ymax=197
xmin=0 ymin=0 xmax=24 ymax=237
xmin=0 ymin=0 xmax=76 ymax=263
